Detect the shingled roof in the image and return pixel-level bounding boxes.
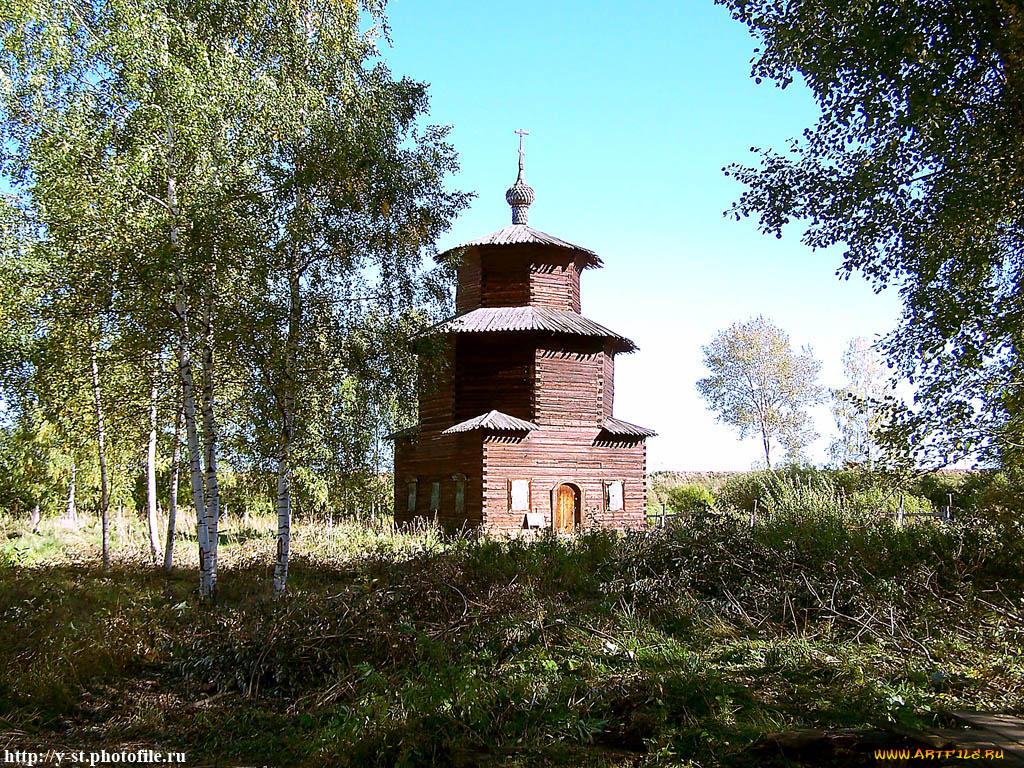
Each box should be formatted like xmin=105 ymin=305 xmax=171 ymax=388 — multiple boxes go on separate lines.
xmin=599 ymin=417 xmax=657 ymax=438
xmin=435 ymin=225 xmax=603 ymax=269
xmin=441 ymin=410 xmax=539 ymax=434
xmin=383 ymin=424 xmax=418 ymax=440
xmin=425 ymin=306 xmax=637 ymax=353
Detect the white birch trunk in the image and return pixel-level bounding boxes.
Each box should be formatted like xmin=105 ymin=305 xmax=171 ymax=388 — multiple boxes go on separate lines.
xmin=168 ymin=142 xmax=212 ymax=596
xmin=177 ymin=274 xmax=212 ymax=598
xmin=200 ymin=270 xmax=221 ymax=599
xmin=146 ymin=366 xmax=161 ymax=564
xmin=66 ymin=463 xmax=77 ymax=523
xmin=274 ymin=451 xmax=291 ymax=595
xmin=164 ymin=399 xmax=182 ymax=571
xmin=90 ymin=342 xmax=110 ymax=568
xmin=273 ymin=255 xmax=300 ymax=596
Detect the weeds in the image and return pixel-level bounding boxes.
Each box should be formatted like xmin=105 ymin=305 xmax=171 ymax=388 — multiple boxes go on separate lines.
xmin=0 ymin=497 xmax=1021 ymax=767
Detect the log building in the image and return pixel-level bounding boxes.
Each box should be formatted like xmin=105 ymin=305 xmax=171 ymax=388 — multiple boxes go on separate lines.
xmin=389 ymin=137 xmax=655 ymax=532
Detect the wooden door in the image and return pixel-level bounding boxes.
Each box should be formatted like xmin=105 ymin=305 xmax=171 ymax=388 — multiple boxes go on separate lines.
xmin=554 ymin=484 xmax=576 ymax=533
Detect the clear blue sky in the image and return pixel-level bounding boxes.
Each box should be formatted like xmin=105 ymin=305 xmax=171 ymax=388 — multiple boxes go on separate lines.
xmin=378 ymin=0 xmax=904 ymax=471
xmin=0 ymin=1 xmax=903 ymax=470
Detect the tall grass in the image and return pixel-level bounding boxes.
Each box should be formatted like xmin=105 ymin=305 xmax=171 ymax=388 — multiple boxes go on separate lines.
xmin=1 ymin=499 xmax=1021 ymax=767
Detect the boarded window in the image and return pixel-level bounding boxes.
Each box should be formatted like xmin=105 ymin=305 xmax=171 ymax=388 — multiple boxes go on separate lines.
xmin=406 ymin=481 xmax=417 ymax=513
xmin=606 ymin=480 xmax=624 ymax=511
xmin=430 ymin=481 xmax=441 ymax=512
xmin=509 ymin=479 xmax=530 ymax=511
xmin=453 ymin=474 xmax=466 ymax=515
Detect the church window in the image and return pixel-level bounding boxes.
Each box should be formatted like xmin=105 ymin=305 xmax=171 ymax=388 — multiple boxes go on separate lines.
xmin=453 ymin=474 xmax=466 ymax=515
xmin=509 ymin=479 xmax=530 ymax=511
xmin=406 ymin=480 xmax=417 ymax=513
xmin=605 ymin=480 xmax=624 ymax=512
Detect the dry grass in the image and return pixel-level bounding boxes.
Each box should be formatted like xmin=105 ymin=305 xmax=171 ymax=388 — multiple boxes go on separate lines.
xmin=0 ymin=502 xmax=1021 ymax=767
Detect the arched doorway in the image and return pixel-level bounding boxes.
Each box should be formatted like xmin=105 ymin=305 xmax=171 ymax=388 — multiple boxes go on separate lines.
xmin=553 ymin=482 xmax=581 ymax=533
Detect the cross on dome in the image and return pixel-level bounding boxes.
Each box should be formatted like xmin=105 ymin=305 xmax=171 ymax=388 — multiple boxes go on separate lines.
xmin=515 ymin=128 xmax=529 ymax=168
xmin=506 ymin=128 xmax=536 ymax=225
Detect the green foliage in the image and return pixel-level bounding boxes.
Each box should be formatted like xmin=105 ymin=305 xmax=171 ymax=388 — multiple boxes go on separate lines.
xmin=665 ymin=483 xmax=715 ymax=514
xmin=830 ymin=337 xmax=889 ymax=469
xmin=697 ymin=315 xmax=824 ymax=468
xmin=1 ymin=507 xmax=1021 ymax=766
xmin=952 ymin=470 xmax=1024 ymax=520
xmin=714 ymin=467 xmax=941 ymax=521
xmin=718 ymin=0 xmax=1024 ymax=467
xmin=0 ymin=0 xmax=468 ymax=539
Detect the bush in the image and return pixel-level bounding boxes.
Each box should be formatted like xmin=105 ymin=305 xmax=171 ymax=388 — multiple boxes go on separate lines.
xmin=666 ymin=484 xmax=716 ymax=514
xmin=847 ymin=486 xmax=933 ymax=517
xmin=716 ymin=467 xmax=846 ymax=512
xmin=956 ymin=470 xmax=1024 ymax=517
xmin=715 ymin=467 xmax=934 ymax=518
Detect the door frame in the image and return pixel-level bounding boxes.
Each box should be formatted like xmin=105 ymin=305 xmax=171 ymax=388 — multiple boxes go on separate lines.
xmin=549 ymin=480 xmax=582 ymax=532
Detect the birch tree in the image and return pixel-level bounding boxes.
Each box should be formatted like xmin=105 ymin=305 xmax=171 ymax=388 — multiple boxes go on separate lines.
xmin=2 ymin=0 xmax=467 ymax=594
xmin=89 ymin=341 xmax=111 ymax=567
xmin=2 ymin=0 xmax=249 ymax=593
xmin=164 ymin=401 xmax=182 ymax=571
xmin=830 ymin=338 xmax=889 ymax=469
xmin=146 ymin=360 xmax=161 ymax=563
xmin=697 ymin=316 xmax=825 ymax=468
xmin=208 ymin=0 xmax=471 ymax=595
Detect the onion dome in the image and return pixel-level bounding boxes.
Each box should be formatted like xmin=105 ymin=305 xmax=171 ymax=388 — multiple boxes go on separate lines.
xmin=506 ymin=168 xmax=535 ymax=225
xmin=506 ymin=129 xmax=535 ymax=224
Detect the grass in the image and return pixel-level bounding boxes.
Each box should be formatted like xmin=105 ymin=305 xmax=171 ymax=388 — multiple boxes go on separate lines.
xmin=0 ymin=503 xmax=1021 ymax=767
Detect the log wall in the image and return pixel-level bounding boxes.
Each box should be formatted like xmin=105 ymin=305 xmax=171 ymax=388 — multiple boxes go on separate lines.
xmin=393 ymin=432 xmax=483 ymax=528
xmin=456 ymin=246 xmax=585 ymax=312
xmin=481 ymin=430 xmax=647 ymax=531
xmin=454 ymin=337 xmax=533 ymax=422
xmin=602 ymin=347 xmax=615 ymax=420
xmin=533 ymin=338 xmax=617 ymax=427
xmin=455 ymin=251 xmax=481 ymax=314
xmin=481 ymin=253 xmax=530 ymax=307
xmin=417 ymin=345 xmax=455 ymax=433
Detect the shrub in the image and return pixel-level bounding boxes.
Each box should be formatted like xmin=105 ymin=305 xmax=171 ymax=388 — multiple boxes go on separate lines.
xmin=715 ymin=467 xmax=932 ymax=518
xmin=666 ymin=484 xmax=716 ymax=514
xmin=847 ymin=486 xmax=933 ymax=517
xmin=957 ymin=470 xmax=1024 ymax=517
xmin=716 ymin=467 xmax=845 ymax=512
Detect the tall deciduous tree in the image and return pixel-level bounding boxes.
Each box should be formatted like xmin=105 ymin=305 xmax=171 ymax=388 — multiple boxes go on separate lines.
xmin=830 ymin=337 xmax=888 ymax=470
xmin=697 ymin=316 xmax=824 ymax=468
xmin=717 ymin=0 xmax=1024 ymax=467
xmin=2 ymin=0 xmax=466 ymax=597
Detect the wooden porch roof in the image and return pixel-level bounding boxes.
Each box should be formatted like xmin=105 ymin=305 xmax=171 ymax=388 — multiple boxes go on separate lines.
xmin=441 ymin=410 xmax=540 ymax=435
xmin=599 ymin=417 xmax=657 ymax=438
xmin=383 ymin=424 xmax=418 ymax=440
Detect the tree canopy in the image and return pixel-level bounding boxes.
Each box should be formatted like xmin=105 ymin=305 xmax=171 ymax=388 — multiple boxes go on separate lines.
xmin=0 ymin=0 xmax=468 ymax=591
xmin=718 ymin=0 xmax=1024 ymax=467
xmin=697 ymin=315 xmax=824 ymax=468
xmin=830 ymin=337 xmax=888 ymax=470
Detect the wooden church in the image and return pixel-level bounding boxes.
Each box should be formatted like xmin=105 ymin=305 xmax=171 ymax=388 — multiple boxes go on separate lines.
xmin=389 ymin=135 xmax=655 ymax=532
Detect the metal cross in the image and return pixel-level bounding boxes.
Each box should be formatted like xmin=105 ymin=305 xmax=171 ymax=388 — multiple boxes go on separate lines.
xmin=515 ymin=128 xmax=529 ymax=166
